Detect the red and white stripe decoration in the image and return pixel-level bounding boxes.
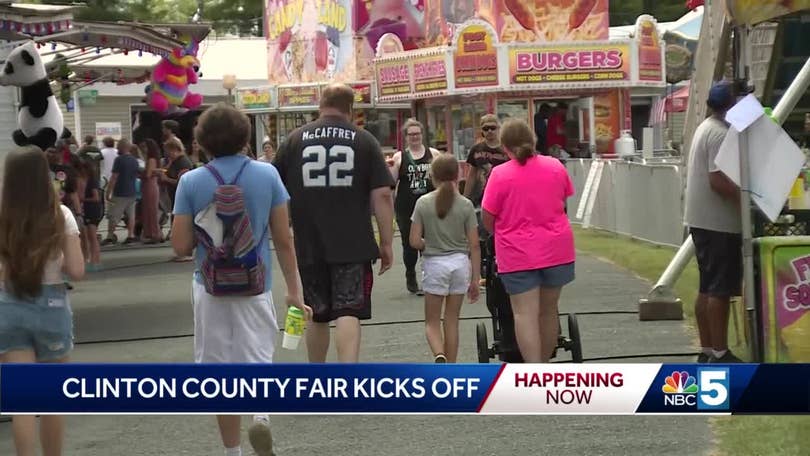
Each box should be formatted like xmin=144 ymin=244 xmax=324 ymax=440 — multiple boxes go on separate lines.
xmin=0 ymin=19 xmax=71 ymax=35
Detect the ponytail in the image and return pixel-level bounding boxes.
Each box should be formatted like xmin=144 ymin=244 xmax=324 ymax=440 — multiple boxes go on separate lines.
xmin=499 ymin=119 xmax=537 ymax=166
xmin=513 ymin=144 xmax=535 ymax=165
xmin=429 ymin=153 xmax=460 ymax=219
xmin=435 ymin=181 xmax=454 ymax=219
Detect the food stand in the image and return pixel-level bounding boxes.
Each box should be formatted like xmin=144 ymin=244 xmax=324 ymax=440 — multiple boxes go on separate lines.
xmin=374 ymin=14 xmax=666 ymax=167
xmin=235 ymin=81 xmax=409 ymax=154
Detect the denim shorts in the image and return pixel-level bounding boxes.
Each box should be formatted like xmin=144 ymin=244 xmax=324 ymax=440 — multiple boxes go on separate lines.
xmin=499 ymin=263 xmax=575 ymax=295
xmin=0 ymin=284 xmax=74 ymax=361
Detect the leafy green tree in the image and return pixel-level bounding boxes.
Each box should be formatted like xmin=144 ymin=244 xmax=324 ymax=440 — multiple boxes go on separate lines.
xmin=610 ymin=0 xmax=690 ymax=26
xmin=23 ymin=0 xmax=262 ymax=36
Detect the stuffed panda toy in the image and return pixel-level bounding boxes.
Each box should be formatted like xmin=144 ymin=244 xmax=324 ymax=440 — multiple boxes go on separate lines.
xmin=0 ymin=41 xmax=68 ymax=151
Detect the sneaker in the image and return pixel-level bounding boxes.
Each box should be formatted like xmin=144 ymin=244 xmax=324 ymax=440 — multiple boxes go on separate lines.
xmin=123 ymin=237 xmax=138 ymax=245
xmin=434 ymin=354 xmax=447 ymax=363
xmin=709 ymin=350 xmax=744 ymax=363
xmin=248 ymin=417 xmax=274 ymax=456
xmin=697 ymin=353 xmax=710 ymax=363
xmin=100 ymin=237 xmax=116 ymax=246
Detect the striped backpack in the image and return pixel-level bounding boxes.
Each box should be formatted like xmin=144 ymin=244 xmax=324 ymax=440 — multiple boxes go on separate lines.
xmin=194 ymin=160 xmax=267 ymax=296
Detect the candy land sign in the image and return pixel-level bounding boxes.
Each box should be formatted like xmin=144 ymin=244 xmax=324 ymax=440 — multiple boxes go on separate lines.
xmin=453 ymin=21 xmax=498 ymax=90
xmin=509 ymin=43 xmax=631 ymax=85
xmin=265 ymin=0 xmax=354 ymax=83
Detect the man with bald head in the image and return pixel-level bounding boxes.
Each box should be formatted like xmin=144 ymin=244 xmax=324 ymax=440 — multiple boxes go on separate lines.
xmin=274 ymin=83 xmax=395 ymax=363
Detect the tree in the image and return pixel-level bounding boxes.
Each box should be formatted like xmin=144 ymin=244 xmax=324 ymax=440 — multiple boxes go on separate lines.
xmin=609 ymin=0 xmax=689 ymax=26
xmin=23 ymin=0 xmax=262 ymax=36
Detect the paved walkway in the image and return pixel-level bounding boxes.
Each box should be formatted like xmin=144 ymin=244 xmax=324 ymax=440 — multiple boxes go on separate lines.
xmin=0 ymin=245 xmax=711 ymax=455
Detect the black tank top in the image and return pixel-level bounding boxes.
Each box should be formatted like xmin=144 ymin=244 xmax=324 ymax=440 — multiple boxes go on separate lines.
xmin=395 ymin=148 xmax=433 ymax=215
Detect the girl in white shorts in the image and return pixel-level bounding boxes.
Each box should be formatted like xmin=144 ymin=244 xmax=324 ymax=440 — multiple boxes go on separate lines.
xmin=409 ymin=154 xmax=480 ymax=363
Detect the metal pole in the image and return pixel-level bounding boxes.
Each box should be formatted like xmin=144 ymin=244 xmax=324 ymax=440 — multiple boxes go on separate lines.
xmin=772 ymin=57 xmax=810 ymax=123
xmin=734 ymin=24 xmax=760 ymax=361
xmin=652 ymin=234 xmax=696 ymax=290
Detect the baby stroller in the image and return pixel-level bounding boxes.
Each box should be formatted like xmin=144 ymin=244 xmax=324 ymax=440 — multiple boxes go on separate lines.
xmin=475 ymin=234 xmax=583 ymax=363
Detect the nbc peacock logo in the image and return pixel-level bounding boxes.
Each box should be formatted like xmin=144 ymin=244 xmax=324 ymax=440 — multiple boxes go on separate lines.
xmin=662 ymin=371 xmax=698 ymax=406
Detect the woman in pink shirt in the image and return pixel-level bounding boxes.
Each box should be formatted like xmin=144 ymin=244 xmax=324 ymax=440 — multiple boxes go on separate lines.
xmin=481 ymin=119 xmax=575 ymax=363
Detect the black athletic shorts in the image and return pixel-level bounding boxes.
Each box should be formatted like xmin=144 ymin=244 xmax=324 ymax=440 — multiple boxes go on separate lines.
xmin=300 ymin=262 xmax=373 ymax=323
xmin=690 ymin=227 xmax=742 ymax=297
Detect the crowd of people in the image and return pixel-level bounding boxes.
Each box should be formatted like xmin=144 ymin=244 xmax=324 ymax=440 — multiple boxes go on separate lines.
xmin=3 ymin=81 xmax=751 ymax=456
xmin=0 ymin=83 xmax=580 ymax=456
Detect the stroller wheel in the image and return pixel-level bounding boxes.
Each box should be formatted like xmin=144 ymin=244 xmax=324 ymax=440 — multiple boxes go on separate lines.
xmin=476 ymin=322 xmax=490 ymax=363
xmin=567 ymin=313 xmax=583 ymax=363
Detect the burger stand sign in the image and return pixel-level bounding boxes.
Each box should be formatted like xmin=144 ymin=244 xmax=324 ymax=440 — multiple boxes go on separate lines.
xmin=375 ymin=18 xmax=665 ymax=101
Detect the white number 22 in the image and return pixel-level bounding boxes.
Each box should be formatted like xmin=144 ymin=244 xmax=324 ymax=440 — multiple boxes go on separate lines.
xmin=302 ymin=145 xmax=355 ymax=187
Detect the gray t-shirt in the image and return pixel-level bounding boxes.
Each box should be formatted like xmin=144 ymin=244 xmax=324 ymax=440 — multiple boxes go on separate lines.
xmin=411 ymin=191 xmax=478 ymax=256
xmin=684 ymin=117 xmax=741 ymax=233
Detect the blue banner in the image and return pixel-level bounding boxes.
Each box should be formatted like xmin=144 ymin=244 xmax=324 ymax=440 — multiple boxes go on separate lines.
xmin=0 ymin=364 xmax=503 ymax=414
xmin=2 ymin=364 xmax=809 ymax=414
xmin=636 ymin=364 xmax=810 ymax=414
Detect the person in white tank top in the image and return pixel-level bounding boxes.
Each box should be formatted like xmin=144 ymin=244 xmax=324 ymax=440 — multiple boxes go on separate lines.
xmin=0 ymin=146 xmax=85 ymax=456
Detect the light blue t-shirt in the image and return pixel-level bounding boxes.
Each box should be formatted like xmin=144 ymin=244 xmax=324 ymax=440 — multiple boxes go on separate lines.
xmin=173 ymin=155 xmax=289 ymax=292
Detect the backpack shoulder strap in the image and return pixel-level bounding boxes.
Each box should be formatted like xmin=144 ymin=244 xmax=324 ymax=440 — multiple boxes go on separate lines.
xmin=204 ymin=163 xmax=225 ymax=185
xmin=230 ymin=159 xmax=251 ymax=185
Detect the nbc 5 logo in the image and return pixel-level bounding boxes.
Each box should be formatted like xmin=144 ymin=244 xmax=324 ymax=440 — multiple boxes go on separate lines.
xmin=697 ymin=368 xmax=730 ymax=410
xmin=662 ymin=369 xmax=730 ymax=410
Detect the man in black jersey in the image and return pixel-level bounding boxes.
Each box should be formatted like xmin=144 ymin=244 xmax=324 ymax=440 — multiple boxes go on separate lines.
xmin=274 ymin=83 xmax=395 ymax=363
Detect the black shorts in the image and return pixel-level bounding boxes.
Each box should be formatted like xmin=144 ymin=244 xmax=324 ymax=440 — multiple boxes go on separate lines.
xmin=690 ymin=227 xmax=742 ymax=297
xmin=83 ymin=202 xmax=103 ymax=226
xmin=300 ymin=262 xmax=373 ymax=323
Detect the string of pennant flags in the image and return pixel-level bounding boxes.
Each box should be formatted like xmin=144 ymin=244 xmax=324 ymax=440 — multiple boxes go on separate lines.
xmin=0 ymin=19 xmax=71 ymax=35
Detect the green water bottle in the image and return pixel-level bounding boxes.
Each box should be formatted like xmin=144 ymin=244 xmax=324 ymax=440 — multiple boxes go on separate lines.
xmin=282 ymin=307 xmax=305 ymax=350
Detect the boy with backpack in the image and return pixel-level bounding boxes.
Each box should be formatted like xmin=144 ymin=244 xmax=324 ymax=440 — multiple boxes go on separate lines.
xmin=171 ymin=103 xmax=312 ymax=456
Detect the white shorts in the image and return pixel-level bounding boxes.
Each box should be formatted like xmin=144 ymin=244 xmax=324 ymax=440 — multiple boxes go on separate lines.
xmin=191 ymin=281 xmax=278 ymax=364
xmin=422 ymin=253 xmax=471 ymax=296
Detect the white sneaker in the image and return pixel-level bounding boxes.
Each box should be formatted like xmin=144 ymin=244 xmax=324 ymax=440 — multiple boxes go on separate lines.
xmin=248 ymin=416 xmax=274 ymax=456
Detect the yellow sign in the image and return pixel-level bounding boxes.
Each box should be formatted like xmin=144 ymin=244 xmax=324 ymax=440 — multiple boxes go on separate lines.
xmin=726 ymin=0 xmax=810 ymax=25
xmin=237 ymin=87 xmax=274 ymax=109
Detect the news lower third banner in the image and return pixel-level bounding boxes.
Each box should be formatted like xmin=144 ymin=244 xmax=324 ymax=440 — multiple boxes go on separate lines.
xmin=1 ymin=364 xmax=808 ymax=415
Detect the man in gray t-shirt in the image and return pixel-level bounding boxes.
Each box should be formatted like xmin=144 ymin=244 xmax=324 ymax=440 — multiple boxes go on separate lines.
xmin=683 ymin=81 xmax=743 ymax=364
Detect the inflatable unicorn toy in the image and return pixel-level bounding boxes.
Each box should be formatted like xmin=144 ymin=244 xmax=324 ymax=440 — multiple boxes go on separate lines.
xmin=148 ymin=40 xmax=203 ymax=114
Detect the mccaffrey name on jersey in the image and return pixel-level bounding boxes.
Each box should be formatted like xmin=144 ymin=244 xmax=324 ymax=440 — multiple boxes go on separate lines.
xmin=302 ymin=127 xmax=357 ymax=142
